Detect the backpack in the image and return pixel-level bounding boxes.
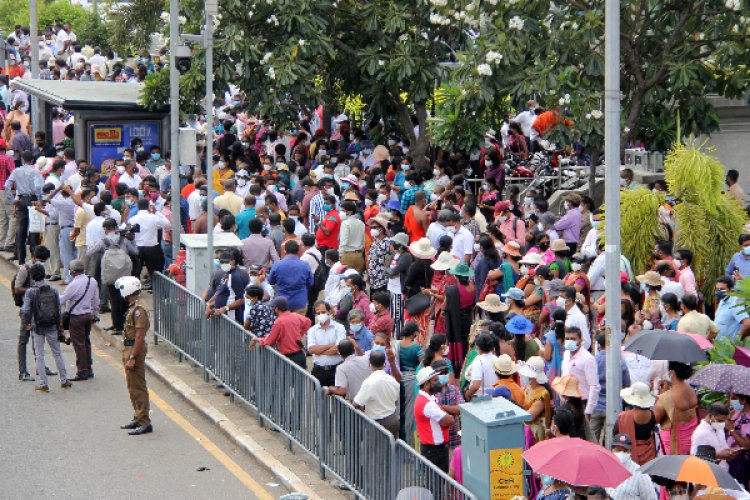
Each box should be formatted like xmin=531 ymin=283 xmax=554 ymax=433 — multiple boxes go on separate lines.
xmin=101 ymin=244 xmax=133 ymax=285
xmin=310 ymin=253 xmax=329 ymax=294
xmin=11 ymin=264 xmax=31 ymax=307
xmin=32 ymin=285 xmax=61 ymax=328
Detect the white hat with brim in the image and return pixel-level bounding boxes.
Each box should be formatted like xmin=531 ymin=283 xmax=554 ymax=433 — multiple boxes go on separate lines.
xmin=620 ymin=382 xmax=656 ymax=408
xmin=416 ymin=367 xmax=438 ymax=386
xmin=519 ymin=253 xmax=543 ymax=266
xmin=517 ymin=356 xmax=548 ymax=384
xmin=493 ymin=354 xmax=517 ymax=376
xmin=477 ymin=294 xmax=510 ymax=313
xmin=550 ymin=239 xmax=569 ymax=252
xmin=431 ymin=251 xmax=460 ymax=271
xmin=409 ymin=237 xmax=437 ymax=259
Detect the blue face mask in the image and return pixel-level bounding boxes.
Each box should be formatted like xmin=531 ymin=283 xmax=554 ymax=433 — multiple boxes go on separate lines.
xmin=438 ymin=374 xmax=449 ymax=385
xmin=540 ymin=474 xmax=555 ymax=488
xmin=402 ymin=164 xmax=410 ymax=171
xmin=200 ymin=195 xmax=207 ymax=203
xmin=743 ymin=246 xmax=750 ymax=256
xmin=716 ymin=290 xmax=727 ymax=301
xmin=341 ymin=182 xmax=350 ymax=190
xmin=322 ymin=203 xmax=332 ymax=212
xmin=350 ymin=323 xmax=363 ymax=332
xmin=371 ymin=345 xmax=385 ymax=353
xmin=564 ymin=340 xmax=579 ymax=351
xmin=151 ymin=153 xmax=160 ymax=160
xmin=731 ymin=399 xmax=743 ymax=412
xmin=213 ymin=258 xmax=220 ymax=268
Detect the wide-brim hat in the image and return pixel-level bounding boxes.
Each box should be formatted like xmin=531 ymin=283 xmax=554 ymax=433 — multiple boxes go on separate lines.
xmin=372 ymin=145 xmax=390 ymax=162
xmin=518 ymin=356 xmax=548 ymax=384
xmin=570 ymin=252 xmax=587 ymax=264
xmin=342 ymin=174 xmax=359 ymax=185
xmin=493 ymin=354 xmax=517 ymax=376
xmin=370 ymin=214 xmax=391 ymax=229
xmin=385 ymin=199 xmax=402 ymax=213
xmin=502 ymin=241 xmax=522 ymax=257
xmin=485 ymin=128 xmax=497 ymax=140
xmin=550 ymin=239 xmax=569 ymax=252
xmin=519 ymin=253 xmax=543 ymax=266
xmin=551 ymin=375 xmax=583 ymax=398
xmin=637 ymin=270 xmax=662 ymax=287
xmin=506 ymin=314 xmax=533 ymax=335
xmin=449 ymin=262 xmax=474 ymax=278
xmin=431 ymin=251 xmax=460 ymax=271
xmin=504 ymin=287 xmax=525 ymax=302
xmin=620 ymin=381 xmax=656 ymax=408
xmin=477 ymin=294 xmax=509 ymax=313
xmin=409 ymin=237 xmax=437 ymax=259
xmin=391 ymin=232 xmax=410 ymax=248
xmin=344 ymin=191 xmax=361 ymax=201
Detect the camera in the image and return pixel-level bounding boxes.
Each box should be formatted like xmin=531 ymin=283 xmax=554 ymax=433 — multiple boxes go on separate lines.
xmin=175 ymin=44 xmax=192 ymax=74
xmin=119 ymin=223 xmax=140 ymax=237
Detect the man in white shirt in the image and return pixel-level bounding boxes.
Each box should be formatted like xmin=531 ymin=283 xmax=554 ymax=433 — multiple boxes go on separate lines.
xmin=353 ymin=350 xmax=400 ymax=438
xmin=513 ymin=100 xmax=538 ymax=137
xmin=562 ymin=326 xmax=600 ymax=417
xmin=338 ymin=201 xmax=365 ymax=273
xmin=187 ymin=179 xmax=205 ymax=223
xmin=118 ymin=160 xmax=142 ymax=190
xmin=84 ymin=202 xmax=107 ymax=255
xmin=65 ymin=160 xmax=88 ymax=192
xmin=307 ymin=301 xmax=347 ymax=387
xmin=55 ymin=23 xmax=76 ymax=54
xmin=449 ymin=213 xmax=474 ymax=264
xmin=559 ymin=285 xmax=591 ymax=349
xmin=128 ymin=199 xmax=170 ymax=290
xmin=464 ymin=333 xmax=499 ymax=400
xmin=690 ymin=404 xmax=737 ymax=469
xmin=657 ymin=262 xmax=685 ymax=300
xmin=300 ymin=233 xmax=322 ymax=275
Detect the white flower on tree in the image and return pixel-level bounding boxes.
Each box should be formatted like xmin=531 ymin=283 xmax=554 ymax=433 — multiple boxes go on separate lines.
xmin=509 ymin=16 xmax=525 ymax=30
xmin=477 ymin=63 xmax=493 ymax=76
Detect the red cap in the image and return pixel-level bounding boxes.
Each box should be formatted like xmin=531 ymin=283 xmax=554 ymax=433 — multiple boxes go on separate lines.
xmin=0 ymin=138 xmax=6 ymax=150
xmin=494 ymin=200 xmax=512 ymax=215
xmin=620 ymin=271 xmax=629 ymax=284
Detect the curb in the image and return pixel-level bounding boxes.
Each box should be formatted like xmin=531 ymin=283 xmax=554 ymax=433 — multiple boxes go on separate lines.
xmin=1 ymin=255 xmax=319 ymax=499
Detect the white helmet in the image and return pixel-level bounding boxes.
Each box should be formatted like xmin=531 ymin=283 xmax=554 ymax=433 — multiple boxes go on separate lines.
xmin=115 ymin=276 xmax=142 ymax=298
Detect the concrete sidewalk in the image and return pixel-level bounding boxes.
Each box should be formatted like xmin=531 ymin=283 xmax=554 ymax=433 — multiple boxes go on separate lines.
xmin=1 ymin=253 xmax=349 ymax=500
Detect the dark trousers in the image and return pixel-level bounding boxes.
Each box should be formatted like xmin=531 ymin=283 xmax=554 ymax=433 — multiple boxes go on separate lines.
xmin=421 ymin=443 xmax=449 ymax=472
xmin=285 ymin=350 xmax=307 ymax=370
xmin=135 ymin=245 xmax=163 ymax=282
xmin=18 ymin=317 xmax=32 ymax=375
xmin=15 ymin=200 xmax=30 ymax=263
xmin=69 ymin=313 xmax=93 ymax=375
xmin=108 ymin=284 xmax=127 ymax=330
xmin=311 ymin=363 xmax=338 ymax=387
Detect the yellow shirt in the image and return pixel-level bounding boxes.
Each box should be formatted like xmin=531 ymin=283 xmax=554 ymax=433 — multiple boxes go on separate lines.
xmin=74 ymin=207 xmax=92 ymax=247
xmin=677 ymin=310 xmax=718 ymax=338
xmin=214 ymin=191 xmax=244 ymax=215
xmin=212 ymin=168 xmax=233 ymax=195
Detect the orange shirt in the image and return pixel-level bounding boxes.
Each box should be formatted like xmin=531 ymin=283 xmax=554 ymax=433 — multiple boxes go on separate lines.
xmin=494 ymin=378 xmax=526 ymax=407
xmin=404 ymin=205 xmax=426 ymax=243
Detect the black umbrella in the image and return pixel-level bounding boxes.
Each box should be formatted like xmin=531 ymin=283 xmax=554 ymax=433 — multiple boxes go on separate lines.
xmin=623 ymin=330 xmax=708 ymax=364
xmin=640 ymin=455 xmax=742 ymax=491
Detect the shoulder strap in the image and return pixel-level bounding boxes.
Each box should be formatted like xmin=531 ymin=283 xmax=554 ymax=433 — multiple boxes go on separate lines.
xmin=309 ymin=252 xmax=321 ymax=264
xmin=69 ymin=277 xmax=91 ymax=314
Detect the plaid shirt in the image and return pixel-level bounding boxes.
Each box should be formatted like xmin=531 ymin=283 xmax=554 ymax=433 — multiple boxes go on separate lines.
xmin=436 ymin=385 xmax=464 ymax=447
xmin=400 ymin=185 xmax=424 ymax=213
xmin=367 ymin=310 xmax=393 ymax=338
xmin=0 ymin=153 xmax=15 ymax=187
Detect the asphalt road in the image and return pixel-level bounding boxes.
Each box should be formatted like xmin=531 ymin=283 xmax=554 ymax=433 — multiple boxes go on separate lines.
xmin=0 ymin=261 xmax=285 ymax=500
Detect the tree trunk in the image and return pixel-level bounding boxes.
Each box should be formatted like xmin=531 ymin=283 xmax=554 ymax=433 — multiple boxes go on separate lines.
xmin=395 ymin=99 xmax=430 ymax=169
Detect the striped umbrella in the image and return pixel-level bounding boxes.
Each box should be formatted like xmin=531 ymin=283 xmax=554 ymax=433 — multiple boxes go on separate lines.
xmin=688 ymin=364 xmax=750 ymax=396
xmin=640 ymin=455 xmax=742 ymax=490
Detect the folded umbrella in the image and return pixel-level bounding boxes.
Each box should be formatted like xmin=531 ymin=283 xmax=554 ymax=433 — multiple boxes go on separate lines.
xmin=623 ymin=330 xmax=708 ymax=363
xmin=689 ymin=363 xmax=750 ymax=396
xmin=639 ymin=455 xmax=742 ymax=491
xmin=734 ymin=346 xmax=750 ymax=368
xmin=522 ymin=437 xmax=631 ymax=488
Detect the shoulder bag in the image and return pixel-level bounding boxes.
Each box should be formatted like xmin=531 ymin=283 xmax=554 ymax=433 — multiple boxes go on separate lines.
xmin=62 ymin=277 xmax=91 ymax=331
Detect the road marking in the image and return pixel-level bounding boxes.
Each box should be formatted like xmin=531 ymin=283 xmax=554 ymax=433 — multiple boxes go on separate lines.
xmin=0 ymin=271 xmax=273 ymax=500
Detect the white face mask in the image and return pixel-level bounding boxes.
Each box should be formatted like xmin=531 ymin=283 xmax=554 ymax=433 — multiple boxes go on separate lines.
xmin=369 ymin=303 xmax=377 ymax=314
xmin=326 ymin=187 xmax=335 ymax=196
xmin=430 ymin=193 xmax=439 ymax=202
xmin=520 ymin=265 xmax=529 ymax=275
xmin=316 ymin=313 xmax=329 ymax=325
xmin=563 ymin=201 xmax=570 ymax=211
xmin=486 ymin=160 xmax=494 ymax=167
xmin=377 ymin=194 xmax=387 ymax=204
xmin=473 ymin=243 xmax=480 ymax=252
xmin=613 ymin=451 xmax=629 ymax=462
xmin=524 ymin=196 xmax=534 ymax=206
xmin=499 ymin=215 xmax=508 ymax=223
xmin=674 ymin=259 xmax=682 ymax=268
xmin=237 ymin=179 xmax=247 ymax=187
xmin=556 ymin=297 xmax=567 ymax=308
xmin=537 ymin=222 xmax=544 ymax=232
xmin=571 ymin=263 xmax=582 ymax=272
xmin=433 ymin=168 xmax=440 ymax=177
xmin=371 ymin=228 xmax=381 ymax=238
xmin=711 ymin=421 xmax=726 ymax=432
xmin=365 ymin=199 xmax=373 ymax=207
xmin=443 ymin=345 xmax=450 ymax=356
xmin=116 ymin=166 xmax=126 ymax=174
xmin=403 ymin=181 xmax=412 ymax=189
xmin=220 ymin=263 xmax=232 ymax=272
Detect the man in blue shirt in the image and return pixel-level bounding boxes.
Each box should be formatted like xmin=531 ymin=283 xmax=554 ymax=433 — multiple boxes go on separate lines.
xmin=714 ymin=276 xmax=750 ymax=340
xmin=268 ymin=240 xmax=313 ymax=314
xmin=725 ymin=234 xmax=750 ymax=280
xmin=347 ymin=308 xmax=373 ymax=355
xmin=235 ymin=195 xmax=256 ymax=240
xmin=591 ymin=333 xmax=631 ymax=444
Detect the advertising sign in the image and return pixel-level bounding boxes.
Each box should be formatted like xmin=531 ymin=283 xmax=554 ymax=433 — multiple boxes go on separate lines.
xmin=88 ymin=122 xmax=161 ymax=173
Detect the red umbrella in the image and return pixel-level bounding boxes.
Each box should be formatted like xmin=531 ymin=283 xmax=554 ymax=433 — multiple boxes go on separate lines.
xmin=734 ymin=346 xmax=750 ymax=368
xmin=522 ymin=437 xmax=632 ymax=488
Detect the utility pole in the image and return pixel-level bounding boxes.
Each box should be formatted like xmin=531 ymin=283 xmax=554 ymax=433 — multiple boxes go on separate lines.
xmin=604 ymin=0 xmax=623 ymax=450
xmin=205 ymin=0 xmax=216 ymax=267
xmin=30 ymin=0 xmax=39 ymax=134
xmin=169 ymin=0 xmax=181 ymax=259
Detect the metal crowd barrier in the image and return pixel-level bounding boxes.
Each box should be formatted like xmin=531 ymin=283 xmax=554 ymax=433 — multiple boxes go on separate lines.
xmin=151 ymin=273 xmax=475 ymax=500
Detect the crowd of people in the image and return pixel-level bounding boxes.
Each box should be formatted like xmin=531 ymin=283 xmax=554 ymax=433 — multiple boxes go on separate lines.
xmin=3 ymin=24 xmax=750 ymax=498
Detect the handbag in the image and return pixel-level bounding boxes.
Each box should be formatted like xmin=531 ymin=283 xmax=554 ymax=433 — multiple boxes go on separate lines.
xmin=62 ymin=277 xmax=91 ymax=330
xmin=404 ymin=262 xmax=431 ymax=316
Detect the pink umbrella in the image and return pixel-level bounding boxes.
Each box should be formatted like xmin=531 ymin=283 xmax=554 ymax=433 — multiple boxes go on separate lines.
xmin=676 ymin=331 xmax=713 ymax=350
xmin=522 ymin=437 xmax=632 ymax=488
xmin=734 ymin=346 xmax=750 ymax=368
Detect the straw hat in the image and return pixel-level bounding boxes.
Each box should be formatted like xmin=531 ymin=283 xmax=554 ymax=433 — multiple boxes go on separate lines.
xmin=370 ymin=214 xmax=391 ymax=229
xmin=637 ymin=270 xmax=662 ymax=287
xmin=620 ymin=381 xmax=656 ymax=408
xmin=518 ymin=356 xmax=548 ymax=384
xmin=550 ymin=239 xmax=569 ymax=252
xmin=343 ymin=191 xmax=361 ymax=202
xmin=391 ymin=232 xmax=409 ymax=248
xmin=502 ymin=241 xmax=522 ymax=257
xmin=551 ymin=375 xmax=583 ymax=398
xmin=449 ymin=262 xmax=474 ymax=278
xmin=477 ymin=294 xmax=509 ymax=313
xmin=493 ymin=354 xmax=517 ymax=376
xmin=372 ymin=145 xmax=390 ymax=162
xmin=431 ymin=251 xmax=460 ymax=271
xmin=519 ymin=253 xmax=543 ymax=266
xmin=409 ymin=237 xmax=437 ymax=259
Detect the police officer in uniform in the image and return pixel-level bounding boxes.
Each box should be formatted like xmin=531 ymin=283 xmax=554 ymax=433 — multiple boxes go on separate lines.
xmin=115 ymin=276 xmax=153 ymax=435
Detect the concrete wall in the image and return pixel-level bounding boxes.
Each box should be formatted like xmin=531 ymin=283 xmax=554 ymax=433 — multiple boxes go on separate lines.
xmin=701 ymin=96 xmax=750 ymax=203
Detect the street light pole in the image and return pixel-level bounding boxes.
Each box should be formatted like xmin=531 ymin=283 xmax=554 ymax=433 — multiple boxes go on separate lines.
xmin=169 ymin=0 xmax=181 ymax=260
xmin=604 ymin=0 xmax=623 ymax=450
xmin=204 ymin=3 xmax=215 ymax=268
xmin=30 ymin=0 xmax=39 ymax=134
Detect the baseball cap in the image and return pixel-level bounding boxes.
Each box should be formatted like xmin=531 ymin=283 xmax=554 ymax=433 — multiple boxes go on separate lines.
xmin=612 ymin=433 xmax=632 ymax=450
xmin=416 ymin=367 xmax=438 ymax=386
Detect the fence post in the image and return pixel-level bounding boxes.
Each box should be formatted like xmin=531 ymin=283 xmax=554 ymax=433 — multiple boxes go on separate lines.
xmin=153 ymin=274 xmax=160 ymax=346
xmin=202 ymin=316 xmax=209 ymax=382
xmin=390 ymin=438 xmax=398 ymax=499
xmin=318 ymin=387 xmax=326 ymax=480
xmin=256 ymin=340 xmax=264 ymax=427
